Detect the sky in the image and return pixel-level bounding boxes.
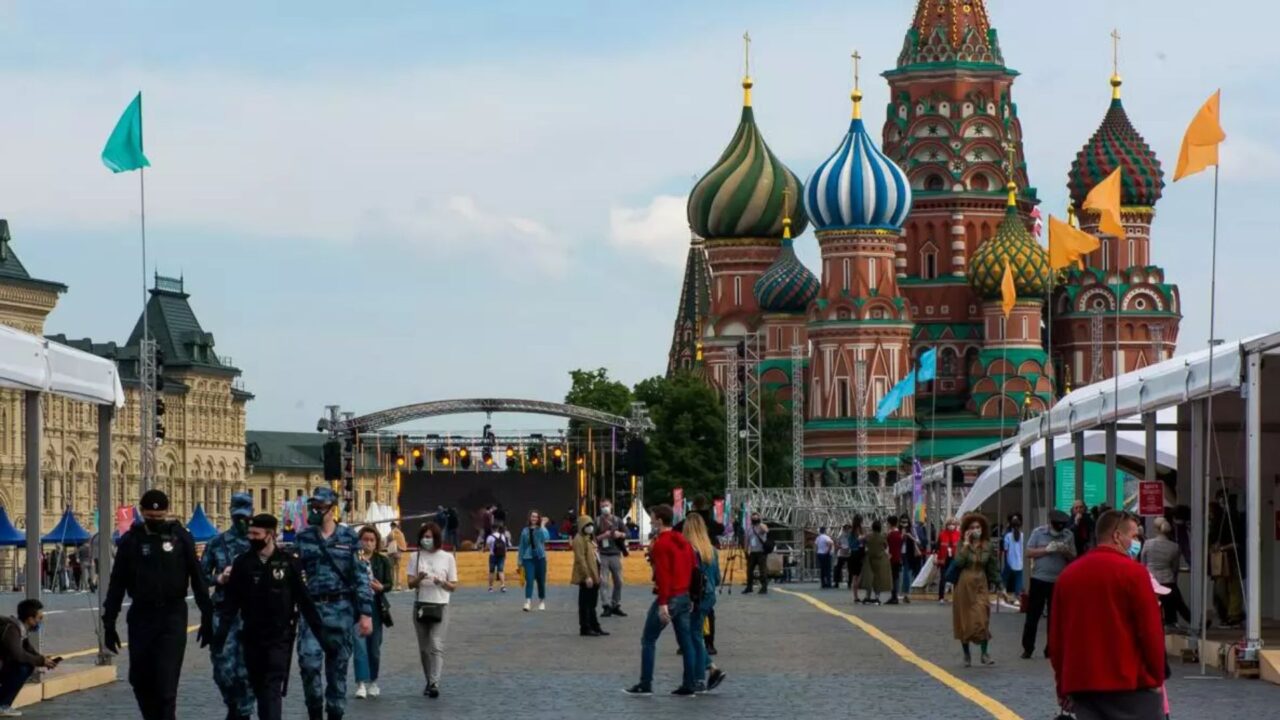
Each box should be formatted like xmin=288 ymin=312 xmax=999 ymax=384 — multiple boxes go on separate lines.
xmin=0 ymin=0 xmax=1274 ymax=434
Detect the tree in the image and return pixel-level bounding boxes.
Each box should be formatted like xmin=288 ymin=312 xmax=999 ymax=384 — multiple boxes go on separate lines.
xmin=564 ymin=368 xmax=633 ymax=431
xmin=632 ymin=371 xmax=725 ymax=505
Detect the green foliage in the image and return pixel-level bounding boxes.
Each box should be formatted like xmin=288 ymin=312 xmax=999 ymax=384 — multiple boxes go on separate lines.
xmin=564 ymin=368 xmax=633 ymax=435
xmin=632 ymin=371 xmax=725 ymax=505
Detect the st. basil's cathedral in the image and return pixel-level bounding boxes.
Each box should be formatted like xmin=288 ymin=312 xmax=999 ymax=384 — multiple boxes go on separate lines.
xmin=666 ymin=0 xmax=1180 ymax=487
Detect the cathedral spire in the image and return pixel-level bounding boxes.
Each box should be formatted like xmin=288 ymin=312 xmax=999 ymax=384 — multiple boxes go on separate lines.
xmin=895 ymin=0 xmax=1006 ymax=71
xmin=666 ymin=232 xmax=711 ymax=376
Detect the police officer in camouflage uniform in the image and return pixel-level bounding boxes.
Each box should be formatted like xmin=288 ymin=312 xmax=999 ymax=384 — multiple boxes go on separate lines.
xmin=294 ymin=487 xmax=373 ymax=720
xmin=202 ymin=492 xmax=257 ymax=720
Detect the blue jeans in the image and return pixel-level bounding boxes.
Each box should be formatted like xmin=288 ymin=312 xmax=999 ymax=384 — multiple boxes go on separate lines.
xmin=352 ymin=603 xmax=383 ymax=682
xmin=522 ymin=556 xmax=547 ymax=600
xmin=639 ymin=594 xmax=697 ymax=690
xmin=899 ymin=563 xmax=915 ymax=596
xmin=690 ymin=604 xmax=713 ymax=686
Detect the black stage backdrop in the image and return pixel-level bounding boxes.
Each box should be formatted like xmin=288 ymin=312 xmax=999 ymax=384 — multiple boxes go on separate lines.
xmin=397 ymin=470 xmax=578 ymax=544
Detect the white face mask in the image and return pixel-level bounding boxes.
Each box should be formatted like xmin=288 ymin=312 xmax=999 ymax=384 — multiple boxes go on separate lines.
xmin=421 ymin=537 xmax=434 ymax=551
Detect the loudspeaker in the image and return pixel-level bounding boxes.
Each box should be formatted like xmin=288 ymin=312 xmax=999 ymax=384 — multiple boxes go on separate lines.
xmin=322 ymin=440 xmax=342 ymax=481
xmin=625 ymin=437 xmax=649 ymax=476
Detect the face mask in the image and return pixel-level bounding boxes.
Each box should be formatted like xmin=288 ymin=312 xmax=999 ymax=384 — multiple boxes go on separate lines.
xmin=600 ymin=507 xmax=611 ymax=516
xmin=249 ymin=538 xmax=268 ymax=553
xmin=751 ymin=518 xmax=760 ymax=525
xmin=584 ymin=525 xmax=595 ymax=536
xmin=308 ymin=509 xmax=328 ymax=526
xmin=30 ymin=622 xmax=40 ymax=634
xmin=421 ymin=537 xmax=434 ymax=551
xmin=145 ymin=518 xmax=166 ymax=532
xmin=1128 ymin=538 xmax=1141 ymax=560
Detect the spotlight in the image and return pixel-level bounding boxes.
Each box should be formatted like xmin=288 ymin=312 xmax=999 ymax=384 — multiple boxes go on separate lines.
xmin=435 ymin=447 xmax=448 ymax=464
xmin=551 ymin=446 xmax=564 ymax=471
xmin=458 ymin=447 xmax=472 ymax=469
xmin=395 ymin=454 xmax=405 ymax=468
xmin=412 ymin=446 xmax=425 ymax=470
xmin=528 ymin=446 xmax=541 ymax=468
xmin=505 ymin=446 xmax=515 ymax=459
xmin=482 ymin=449 xmax=494 ymax=466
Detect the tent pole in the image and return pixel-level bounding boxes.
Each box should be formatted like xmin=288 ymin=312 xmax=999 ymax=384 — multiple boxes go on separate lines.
xmin=97 ymin=405 xmax=114 ymax=666
xmin=23 ymin=391 xmax=42 ymax=659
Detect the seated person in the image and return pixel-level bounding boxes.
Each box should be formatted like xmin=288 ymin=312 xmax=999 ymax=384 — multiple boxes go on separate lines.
xmin=0 ymin=599 xmax=58 ymax=714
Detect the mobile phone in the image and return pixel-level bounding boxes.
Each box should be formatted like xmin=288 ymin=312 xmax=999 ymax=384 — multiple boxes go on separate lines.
xmin=52 ymin=656 xmax=63 ymax=664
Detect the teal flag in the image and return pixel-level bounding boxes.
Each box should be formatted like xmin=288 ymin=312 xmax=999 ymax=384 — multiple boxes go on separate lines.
xmin=918 ymin=348 xmax=937 ymax=383
xmin=875 ymin=370 xmax=917 ymax=422
xmin=101 ymin=92 xmax=150 ymax=173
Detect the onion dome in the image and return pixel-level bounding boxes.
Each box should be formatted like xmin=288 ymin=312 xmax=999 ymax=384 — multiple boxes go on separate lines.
xmin=1067 ymin=76 xmax=1164 ymax=208
xmin=967 ymin=184 xmax=1049 ymax=299
xmin=804 ymin=85 xmax=912 ymax=232
xmin=687 ymin=74 xmax=809 ymax=240
xmin=896 ymin=0 xmax=1006 ymax=71
xmin=754 ymin=213 xmax=819 ymax=313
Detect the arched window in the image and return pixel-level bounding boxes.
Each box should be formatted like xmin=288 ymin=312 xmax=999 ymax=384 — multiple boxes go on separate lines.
xmin=925 ymin=174 xmax=945 ymax=191
xmin=924 ymin=251 xmax=937 ymax=279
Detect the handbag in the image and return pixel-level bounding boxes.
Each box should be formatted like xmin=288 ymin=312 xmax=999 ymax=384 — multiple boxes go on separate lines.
xmin=415 ymin=602 xmax=445 ymax=624
xmin=378 ymin=593 xmax=394 ymax=627
xmin=1209 ymin=548 xmax=1228 ymax=578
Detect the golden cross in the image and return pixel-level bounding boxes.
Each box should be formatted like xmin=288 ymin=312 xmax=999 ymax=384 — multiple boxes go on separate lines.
xmin=1006 ymin=141 xmax=1017 ymax=174
xmin=851 ymin=49 xmax=862 ymax=91
xmin=1111 ymin=28 xmax=1121 ymax=76
xmin=743 ymin=31 xmax=752 ymax=77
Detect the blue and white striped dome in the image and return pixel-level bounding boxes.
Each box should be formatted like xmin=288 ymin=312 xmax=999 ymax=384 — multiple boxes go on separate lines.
xmin=804 ymin=117 xmax=913 ymax=232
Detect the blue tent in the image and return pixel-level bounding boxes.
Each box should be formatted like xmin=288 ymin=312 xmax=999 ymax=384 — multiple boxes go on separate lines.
xmin=187 ymin=504 xmax=218 ymax=543
xmin=41 ymin=507 xmax=91 ymax=545
xmin=0 ymin=507 xmax=24 ymax=547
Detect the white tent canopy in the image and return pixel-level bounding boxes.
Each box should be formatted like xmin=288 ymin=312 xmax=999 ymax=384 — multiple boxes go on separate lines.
xmin=0 ymin=324 xmax=125 ymax=406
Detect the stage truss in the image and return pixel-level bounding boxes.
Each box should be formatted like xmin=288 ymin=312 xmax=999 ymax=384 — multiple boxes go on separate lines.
xmin=741 ymin=486 xmax=896 ymax=531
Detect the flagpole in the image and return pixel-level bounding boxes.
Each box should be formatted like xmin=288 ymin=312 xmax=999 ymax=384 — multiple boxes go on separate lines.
xmin=1199 ymin=162 xmax=1220 ymax=674
xmin=996 ymin=316 xmax=1007 ymax=614
xmin=139 ymin=165 xmax=151 ymax=492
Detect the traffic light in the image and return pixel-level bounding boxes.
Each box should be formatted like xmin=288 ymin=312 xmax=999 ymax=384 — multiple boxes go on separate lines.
xmin=458 ymin=447 xmax=471 ymax=469
xmin=412 ymin=446 xmax=424 ymax=470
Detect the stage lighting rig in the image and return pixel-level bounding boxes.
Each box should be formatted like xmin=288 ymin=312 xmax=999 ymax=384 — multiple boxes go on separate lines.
xmin=551 ymin=446 xmax=564 ymax=471
xmin=458 ymin=447 xmax=472 ymax=469
xmin=412 ymin=446 xmax=425 ymax=470
xmin=482 ymin=449 xmax=494 ymax=466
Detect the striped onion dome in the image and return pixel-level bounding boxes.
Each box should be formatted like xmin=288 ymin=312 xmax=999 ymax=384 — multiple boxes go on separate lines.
xmin=804 ymin=114 xmax=912 ymax=232
xmin=687 ymin=103 xmax=809 ymax=240
xmin=754 ymin=238 xmax=820 ymax=313
xmin=1067 ymin=77 xmax=1164 ymax=208
xmin=967 ymin=188 xmax=1050 ymax=299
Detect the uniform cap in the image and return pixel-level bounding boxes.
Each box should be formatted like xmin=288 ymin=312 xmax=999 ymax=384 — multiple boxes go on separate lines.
xmin=140 ymin=489 xmax=169 ymax=511
xmin=230 ymin=492 xmax=254 ymax=518
xmin=249 ymin=513 xmax=278 ymax=531
xmin=310 ymin=487 xmax=338 ymax=505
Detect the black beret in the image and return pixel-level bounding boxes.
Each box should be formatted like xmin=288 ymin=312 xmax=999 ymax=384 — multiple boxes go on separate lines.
xmin=140 ymin=489 xmax=169 ymax=511
xmin=249 ymin=513 xmax=278 ymax=531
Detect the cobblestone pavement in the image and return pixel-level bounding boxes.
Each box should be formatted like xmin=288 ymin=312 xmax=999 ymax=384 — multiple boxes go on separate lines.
xmin=9 ymin=584 xmax=1277 ymax=718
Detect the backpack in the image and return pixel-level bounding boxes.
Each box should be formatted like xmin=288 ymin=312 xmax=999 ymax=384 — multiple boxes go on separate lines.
xmin=688 ymin=549 xmax=706 ymax=606
xmin=491 ymin=532 xmax=508 ymax=556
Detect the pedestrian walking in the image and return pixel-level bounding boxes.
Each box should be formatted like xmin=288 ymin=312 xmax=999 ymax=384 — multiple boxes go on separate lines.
xmin=386 ymin=522 xmax=407 ymax=592
xmin=293 ymin=487 xmax=374 ymax=720
xmin=213 ymin=514 xmax=329 ymax=720
xmin=1142 ymin=518 xmax=1190 ymax=627
xmin=682 ymin=513 xmax=727 ymax=694
xmin=485 ymin=523 xmax=511 ymax=592
xmin=0 ymin=599 xmax=59 ymax=716
xmin=518 ymin=510 xmax=549 ymax=611
xmin=408 ymin=522 xmax=458 ymax=699
xmin=353 ymin=526 xmax=392 ymax=699
xmin=1001 ymin=514 xmax=1024 ymax=604
xmin=102 ymin=489 xmax=215 ymax=720
xmin=597 ymin=499 xmax=629 ymax=617
xmin=898 ymin=517 xmax=921 ymax=604
xmin=951 ymin=513 xmax=999 ymax=667
xmin=444 ymin=507 xmax=460 ymax=550
xmin=886 ymin=516 xmax=904 ymax=604
xmin=936 ymin=517 xmax=961 ymax=602
xmin=833 ymin=523 xmax=853 ymax=589
xmin=815 ymin=527 xmax=834 ymax=589
xmin=743 ymin=513 xmax=771 ymax=594
xmin=1049 ymin=510 xmax=1166 ymax=719
xmin=848 ymin=516 xmax=866 ymax=601
xmin=572 ymin=516 xmax=608 ymax=636
xmin=859 ymin=520 xmax=892 ymax=605
xmin=624 ymin=504 xmax=698 ymax=697
xmin=202 ymin=492 xmax=257 ymax=720
xmin=1021 ymin=509 xmax=1076 ymax=659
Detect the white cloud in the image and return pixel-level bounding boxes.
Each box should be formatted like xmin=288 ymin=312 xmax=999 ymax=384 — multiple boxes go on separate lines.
xmin=608 ymin=195 xmax=690 ymax=267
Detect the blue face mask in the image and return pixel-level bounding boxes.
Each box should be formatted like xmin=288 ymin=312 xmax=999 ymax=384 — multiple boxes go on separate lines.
xmin=31 ymin=623 xmax=40 ymax=634
xmin=1128 ymin=538 xmax=1142 ymax=560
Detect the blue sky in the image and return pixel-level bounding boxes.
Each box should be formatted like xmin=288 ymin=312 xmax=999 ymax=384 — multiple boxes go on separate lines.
xmin=0 ymin=0 xmax=1273 ymax=433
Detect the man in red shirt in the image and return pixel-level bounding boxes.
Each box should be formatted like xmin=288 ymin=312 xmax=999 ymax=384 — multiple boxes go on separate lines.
xmin=886 ymin=516 xmax=904 ymax=604
xmin=1049 ymin=510 xmax=1165 ymax=719
xmin=625 ymin=504 xmax=698 ymax=697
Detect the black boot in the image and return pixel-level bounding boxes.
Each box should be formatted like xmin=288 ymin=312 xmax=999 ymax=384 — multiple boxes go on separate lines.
xmin=611 ymin=605 xmax=628 ymax=617
xmin=308 ymin=709 xmax=323 ymax=720
xmin=602 ymin=605 xmax=614 ymax=617
xmin=328 ymin=712 xmax=343 ymax=720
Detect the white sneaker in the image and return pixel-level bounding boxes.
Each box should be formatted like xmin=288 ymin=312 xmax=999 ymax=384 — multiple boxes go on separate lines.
xmin=538 ymin=601 xmax=546 ymax=611
xmin=367 ymin=683 xmax=381 ymax=698
xmin=523 ymin=600 xmax=531 ymax=612
xmin=355 ymin=682 xmax=367 ymax=699
xmin=0 ymin=707 xmax=21 ymax=717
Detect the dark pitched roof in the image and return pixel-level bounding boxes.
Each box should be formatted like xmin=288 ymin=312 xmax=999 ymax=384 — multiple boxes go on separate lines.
xmin=0 ymin=220 xmax=67 ymax=293
xmin=246 ymin=431 xmax=384 ymax=473
xmin=124 ymin=275 xmax=240 ymax=376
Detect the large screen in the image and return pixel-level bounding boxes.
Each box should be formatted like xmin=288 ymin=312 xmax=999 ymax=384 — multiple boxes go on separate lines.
xmin=396 ymin=470 xmax=579 ymax=545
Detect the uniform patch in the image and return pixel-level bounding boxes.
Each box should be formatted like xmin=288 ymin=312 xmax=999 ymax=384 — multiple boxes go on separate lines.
xmin=162 ymin=541 xmax=174 ymax=553
xmin=272 ymin=567 xmax=285 ymax=581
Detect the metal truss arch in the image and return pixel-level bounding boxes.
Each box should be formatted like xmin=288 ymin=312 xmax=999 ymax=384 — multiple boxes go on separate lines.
xmin=333 ymin=398 xmax=653 ymax=436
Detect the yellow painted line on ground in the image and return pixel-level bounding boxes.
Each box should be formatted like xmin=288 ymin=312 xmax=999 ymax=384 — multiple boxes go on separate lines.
xmin=55 ymin=624 xmax=200 ymax=661
xmin=777 ymin=589 xmax=1022 ymax=720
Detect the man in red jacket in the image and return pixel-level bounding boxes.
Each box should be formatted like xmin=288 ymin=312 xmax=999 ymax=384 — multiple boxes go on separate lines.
xmin=1049 ymin=510 xmax=1165 ymax=719
xmin=625 ymin=504 xmax=698 ymax=697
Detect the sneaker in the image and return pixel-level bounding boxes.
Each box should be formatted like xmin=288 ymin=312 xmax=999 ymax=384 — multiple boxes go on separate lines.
xmin=0 ymin=708 xmax=21 ymax=717
xmin=355 ymin=683 xmax=367 ymax=699
xmin=523 ymin=600 xmax=531 ymax=612
xmin=981 ymin=653 xmax=995 ymax=666
xmin=593 ymin=628 xmax=610 ymax=636
xmin=903 ymin=596 xmax=911 ymax=604
xmin=602 ymin=605 xmax=614 ymax=617
xmin=623 ymin=684 xmax=653 ymax=696
xmin=671 ymin=686 xmax=697 ymax=697
xmin=500 ymin=585 xmax=507 ymax=593
xmin=488 ymin=587 xmax=494 ymax=593
xmin=1020 ymin=650 xmax=1032 ymax=660
xmin=367 ymin=683 xmax=380 ymax=698
xmin=885 ymin=597 xmax=899 ymax=605
xmin=694 ymin=682 xmax=708 ymax=694
xmin=427 ymin=682 xmax=440 ymax=699
xmin=611 ymin=606 xmax=628 ymax=617
xmin=538 ymin=601 xmax=546 ymax=611
xmin=707 ymin=668 xmax=727 ymax=691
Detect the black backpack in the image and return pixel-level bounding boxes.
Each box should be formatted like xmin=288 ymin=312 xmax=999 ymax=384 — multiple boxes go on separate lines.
xmin=688 ymin=549 xmax=706 ymax=606
xmin=491 ymin=532 xmax=508 ymax=556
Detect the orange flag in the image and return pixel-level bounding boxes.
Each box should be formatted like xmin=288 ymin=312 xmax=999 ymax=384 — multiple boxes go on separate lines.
xmin=1174 ymin=90 xmax=1225 ymax=181
xmin=1000 ymin=261 xmax=1016 ymax=318
xmin=1048 ymin=215 xmax=1101 ymax=270
xmin=1083 ymin=168 xmax=1125 ymax=238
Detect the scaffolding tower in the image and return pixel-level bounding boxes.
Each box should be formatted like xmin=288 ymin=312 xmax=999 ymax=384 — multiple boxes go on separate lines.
xmin=139 ymin=338 xmax=158 ymax=491
xmin=854 ymin=359 xmax=869 ymax=487
xmin=742 ymin=333 xmax=763 ymax=490
xmin=1090 ymin=311 xmax=1106 ymax=383
xmin=724 ymin=348 xmax=739 ymax=493
xmin=791 ymin=344 xmax=805 ymax=488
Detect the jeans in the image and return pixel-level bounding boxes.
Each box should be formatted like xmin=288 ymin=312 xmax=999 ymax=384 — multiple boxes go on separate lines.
xmin=0 ymin=661 xmax=32 ymax=707
xmin=937 ymin=558 xmax=953 ymax=600
xmin=890 ymin=561 xmax=903 ymax=598
xmin=690 ymin=604 xmax=713 ymax=686
xmin=817 ymin=553 xmax=833 ymax=588
xmin=745 ymin=552 xmax=769 ymax=592
xmin=1022 ymin=577 xmax=1055 ymax=654
xmin=899 ymin=562 xmax=915 ymax=597
xmin=352 ymin=603 xmax=384 ymax=682
xmin=522 ymin=556 xmax=547 ymax=600
xmin=639 ymin=594 xmax=697 ymax=690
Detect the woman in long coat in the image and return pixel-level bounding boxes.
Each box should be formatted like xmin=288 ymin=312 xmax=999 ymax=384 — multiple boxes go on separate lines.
xmin=859 ymin=520 xmax=893 ymax=605
xmin=951 ymin=513 xmax=1001 ymax=667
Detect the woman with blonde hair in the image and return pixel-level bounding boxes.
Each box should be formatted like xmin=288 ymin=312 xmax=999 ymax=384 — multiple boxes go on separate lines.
xmin=682 ymin=513 xmax=727 ymax=693
xmin=952 ymin=513 xmax=1000 ymax=667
